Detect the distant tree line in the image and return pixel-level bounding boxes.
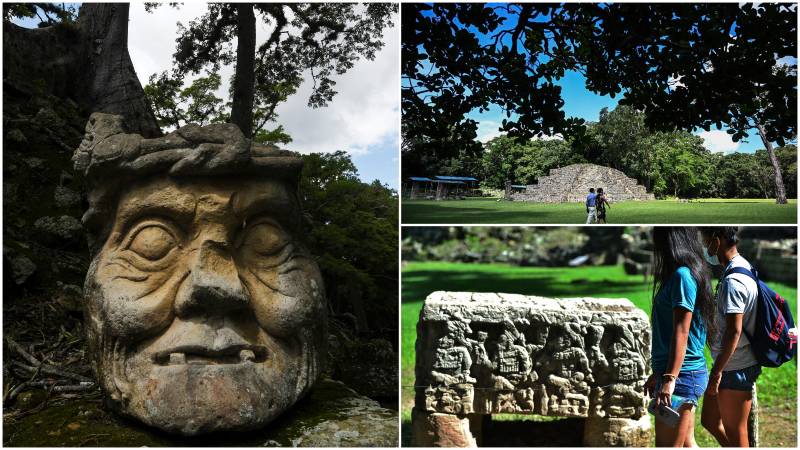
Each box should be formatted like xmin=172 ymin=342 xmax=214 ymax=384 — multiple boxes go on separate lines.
xmin=433 ymin=105 xmax=796 ymax=200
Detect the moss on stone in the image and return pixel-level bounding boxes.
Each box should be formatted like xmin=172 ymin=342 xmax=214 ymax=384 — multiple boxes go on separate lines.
xmin=4 ymin=379 xmax=398 ymax=447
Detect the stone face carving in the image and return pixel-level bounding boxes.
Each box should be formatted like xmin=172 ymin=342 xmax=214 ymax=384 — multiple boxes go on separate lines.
xmin=510 ymin=163 xmax=655 ymax=202
xmin=73 ymin=113 xmax=326 ymax=435
xmin=414 ymin=291 xmax=651 ymax=447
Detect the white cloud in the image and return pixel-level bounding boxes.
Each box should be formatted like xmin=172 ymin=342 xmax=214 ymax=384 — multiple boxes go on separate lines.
xmin=476 ymin=120 xmax=563 ymax=143
xmin=127 ymin=4 xmax=399 ymax=157
xmin=535 ymin=133 xmax=563 ymax=141
xmin=697 ymin=130 xmax=740 ymax=154
xmin=476 ymin=120 xmax=504 ymax=143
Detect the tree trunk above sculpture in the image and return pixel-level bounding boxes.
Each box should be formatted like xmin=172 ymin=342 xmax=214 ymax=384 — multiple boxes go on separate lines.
xmin=3 ymin=4 xmax=161 ymax=137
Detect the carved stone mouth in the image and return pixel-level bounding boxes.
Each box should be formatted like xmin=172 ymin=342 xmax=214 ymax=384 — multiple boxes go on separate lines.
xmin=152 ymin=345 xmax=268 ymax=366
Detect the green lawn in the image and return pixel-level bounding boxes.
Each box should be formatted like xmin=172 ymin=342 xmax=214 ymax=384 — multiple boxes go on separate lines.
xmin=402 ymin=198 xmax=797 ymax=224
xmin=401 ymin=261 xmax=797 ymax=447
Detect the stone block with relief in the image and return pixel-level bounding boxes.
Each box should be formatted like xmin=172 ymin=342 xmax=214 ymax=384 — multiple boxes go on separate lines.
xmin=413 ymin=291 xmax=652 ymax=447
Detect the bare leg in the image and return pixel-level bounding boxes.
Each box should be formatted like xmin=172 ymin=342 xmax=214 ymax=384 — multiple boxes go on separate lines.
xmin=718 ymin=388 xmax=753 ymax=447
xmin=701 ymin=390 xmax=729 ymax=446
xmin=682 ymin=407 xmax=698 ymax=447
xmin=655 ymin=404 xmax=696 ymax=447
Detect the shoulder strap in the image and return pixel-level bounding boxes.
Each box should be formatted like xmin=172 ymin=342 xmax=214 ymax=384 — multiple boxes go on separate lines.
xmin=724 ymin=266 xmax=757 ymax=281
xmin=721 ymin=265 xmax=760 ymax=346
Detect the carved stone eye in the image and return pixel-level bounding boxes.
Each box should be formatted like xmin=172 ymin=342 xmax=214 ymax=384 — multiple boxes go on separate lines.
xmin=127 ymin=225 xmax=177 ymax=261
xmin=242 ymin=222 xmax=288 ymax=256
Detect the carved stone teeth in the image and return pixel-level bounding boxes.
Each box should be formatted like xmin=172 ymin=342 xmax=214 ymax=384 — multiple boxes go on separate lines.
xmin=240 ymin=349 xmax=256 ymax=363
xmin=169 ymin=352 xmax=186 ymax=365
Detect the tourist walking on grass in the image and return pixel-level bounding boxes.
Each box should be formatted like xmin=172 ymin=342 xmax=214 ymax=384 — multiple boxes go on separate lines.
xmin=596 ymin=188 xmax=610 ymax=223
xmin=585 ymin=188 xmax=597 ymax=224
xmin=648 ymin=227 xmax=716 ymax=447
xmin=699 ymin=227 xmax=760 ymax=447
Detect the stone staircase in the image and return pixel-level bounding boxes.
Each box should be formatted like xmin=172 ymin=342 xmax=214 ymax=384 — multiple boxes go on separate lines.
xmin=510 ymin=163 xmax=654 ymax=203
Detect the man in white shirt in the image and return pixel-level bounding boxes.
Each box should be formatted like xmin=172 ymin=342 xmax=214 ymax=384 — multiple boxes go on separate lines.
xmin=699 ymin=227 xmax=761 ymax=448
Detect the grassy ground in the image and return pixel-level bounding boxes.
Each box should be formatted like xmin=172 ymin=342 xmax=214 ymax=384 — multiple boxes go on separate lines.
xmin=401 ymin=261 xmax=798 ymax=447
xmin=401 ymin=198 xmax=797 ymax=224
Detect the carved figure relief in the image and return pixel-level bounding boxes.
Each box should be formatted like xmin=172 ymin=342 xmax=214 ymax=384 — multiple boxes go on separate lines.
xmin=74 ymin=113 xmax=327 ymax=435
xmin=417 ymin=293 xmax=651 ymax=420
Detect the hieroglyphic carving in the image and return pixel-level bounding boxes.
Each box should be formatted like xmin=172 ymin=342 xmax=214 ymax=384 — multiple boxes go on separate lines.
xmin=415 ymin=292 xmax=650 ymax=420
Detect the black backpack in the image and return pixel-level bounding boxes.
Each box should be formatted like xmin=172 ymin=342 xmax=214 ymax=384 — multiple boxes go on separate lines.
xmin=723 ymin=266 xmax=796 ymax=368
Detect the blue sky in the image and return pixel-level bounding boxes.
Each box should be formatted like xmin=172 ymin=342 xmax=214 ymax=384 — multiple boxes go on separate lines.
xmin=11 ymin=4 xmax=400 ymax=190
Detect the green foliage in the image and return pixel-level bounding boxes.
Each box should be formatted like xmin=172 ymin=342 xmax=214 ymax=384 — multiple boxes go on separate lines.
xmin=479 ymin=136 xmax=584 ymax=189
xmin=253 ymin=125 xmax=292 ymax=146
xmin=432 ymin=105 xmax=797 ymax=200
xmin=403 ymin=3 xmax=796 ymax=145
xmin=144 ymin=71 xmax=295 ymax=146
xmin=299 ymin=151 xmax=398 ymax=337
xmin=171 ymin=3 xmax=396 ymax=113
xmin=3 ymin=3 xmax=76 ymax=25
xmin=144 ymin=71 xmax=225 ymax=128
xmin=147 ymin=3 xmax=395 ymax=140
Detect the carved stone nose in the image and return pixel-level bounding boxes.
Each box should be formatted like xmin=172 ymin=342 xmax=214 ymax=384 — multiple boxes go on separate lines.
xmin=175 ymin=240 xmax=248 ymax=317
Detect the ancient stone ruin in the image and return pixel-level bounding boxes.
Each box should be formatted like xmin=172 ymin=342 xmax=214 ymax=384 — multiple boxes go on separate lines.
xmin=73 ymin=113 xmax=327 ymax=435
xmin=510 ymin=163 xmax=655 ymax=202
xmin=413 ymin=291 xmax=651 ymax=447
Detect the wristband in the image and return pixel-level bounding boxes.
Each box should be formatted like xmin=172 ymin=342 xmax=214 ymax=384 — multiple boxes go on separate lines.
xmin=661 ymin=373 xmax=677 ymax=382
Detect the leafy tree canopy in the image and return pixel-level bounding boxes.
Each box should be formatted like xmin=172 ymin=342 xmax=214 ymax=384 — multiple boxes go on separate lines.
xmin=170 ymin=3 xmax=396 ymax=136
xmin=144 ymin=70 xmax=293 ymax=145
xmin=3 ymin=3 xmax=76 ymax=25
xmin=299 ymin=151 xmax=398 ymax=336
xmin=403 ymin=2 xmax=796 ymax=152
xmin=467 ymin=105 xmax=796 ymax=200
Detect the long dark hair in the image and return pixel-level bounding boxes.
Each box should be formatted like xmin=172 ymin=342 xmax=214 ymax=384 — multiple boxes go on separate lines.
xmin=652 ymin=227 xmax=717 ymax=342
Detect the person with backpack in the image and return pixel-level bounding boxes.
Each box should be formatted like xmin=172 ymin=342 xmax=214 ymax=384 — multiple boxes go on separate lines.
xmin=585 ymin=188 xmax=597 ymax=224
xmin=646 ymin=227 xmax=716 ymax=447
xmin=699 ymin=227 xmax=762 ymax=447
xmin=596 ymin=187 xmax=610 ymax=223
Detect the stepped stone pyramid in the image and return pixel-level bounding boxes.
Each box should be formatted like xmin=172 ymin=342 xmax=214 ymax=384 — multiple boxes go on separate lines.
xmin=511 ymin=163 xmax=655 ymax=203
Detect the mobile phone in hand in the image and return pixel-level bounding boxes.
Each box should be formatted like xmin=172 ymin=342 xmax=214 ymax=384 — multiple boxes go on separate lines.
xmin=647 ymin=398 xmax=680 ymax=428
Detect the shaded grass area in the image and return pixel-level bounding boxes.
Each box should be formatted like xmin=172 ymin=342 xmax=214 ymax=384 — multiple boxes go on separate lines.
xmin=401 ymin=262 xmax=797 ymax=447
xmin=402 ymin=198 xmax=797 ymax=224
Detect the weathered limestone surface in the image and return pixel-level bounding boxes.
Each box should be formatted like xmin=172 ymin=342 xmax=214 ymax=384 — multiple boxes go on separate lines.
xmin=510 ymin=163 xmax=654 ymax=202
xmin=583 ymin=416 xmax=651 ymax=446
xmin=411 ymin=407 xmax=478 ymax=447
xmin=414 ymin=291 xmax=651 ymax=447
xmin=73 ymin=113 xmax=327 ymax=435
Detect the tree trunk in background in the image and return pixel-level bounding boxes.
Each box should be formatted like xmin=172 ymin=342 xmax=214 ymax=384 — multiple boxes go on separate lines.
xmin=756 ymin=122 xmax=787 ymax=204
xmin=77 ymin=3 xmax=161 ymax=137
xmin=2 ymin=4 xmax=161 ymax=137
xmin=230 ymin=3 xmax=255 ymax=138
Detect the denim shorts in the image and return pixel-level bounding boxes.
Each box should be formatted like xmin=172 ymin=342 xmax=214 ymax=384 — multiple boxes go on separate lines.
xmin=655 ymin=368 xmax=708 ymax=406
xmin=719 ymin=365 xmax=761 ymax=391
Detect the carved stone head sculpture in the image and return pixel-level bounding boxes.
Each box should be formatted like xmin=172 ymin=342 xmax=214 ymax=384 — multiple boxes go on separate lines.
xmin=73 ymin=113 xmax=326 ymax=435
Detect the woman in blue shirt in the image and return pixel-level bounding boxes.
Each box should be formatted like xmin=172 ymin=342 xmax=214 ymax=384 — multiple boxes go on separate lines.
xmin=648 ymin=227 xmax=717 ymax=447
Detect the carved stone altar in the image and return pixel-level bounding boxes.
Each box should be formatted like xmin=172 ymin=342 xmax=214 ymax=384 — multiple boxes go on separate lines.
xmin=73 ymin=113 xmax=326 ymax=435
xmin=413 ymin=291 xmax=651 ymax=447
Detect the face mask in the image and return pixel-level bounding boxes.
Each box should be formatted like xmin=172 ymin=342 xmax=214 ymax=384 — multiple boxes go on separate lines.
xmin=704 ymin=241 xmax=721 ymax=266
